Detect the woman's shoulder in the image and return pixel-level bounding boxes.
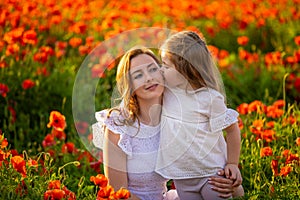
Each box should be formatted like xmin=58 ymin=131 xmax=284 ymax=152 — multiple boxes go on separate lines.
xmin=95 ymin=108 xmax=139 ymax=135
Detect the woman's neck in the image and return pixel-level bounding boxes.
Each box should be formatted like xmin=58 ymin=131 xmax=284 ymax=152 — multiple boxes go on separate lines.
xmin=137 ymin=97 xmax=162 ymax=126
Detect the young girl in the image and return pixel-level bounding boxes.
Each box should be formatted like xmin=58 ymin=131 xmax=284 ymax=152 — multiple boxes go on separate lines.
xmin=156 ymin=31 xmax=243 ymax=199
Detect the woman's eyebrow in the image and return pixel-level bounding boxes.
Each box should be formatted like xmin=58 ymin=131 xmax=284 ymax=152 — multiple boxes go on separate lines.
xmin=146 ymin=62 xmax=156 ymax=68
xmin=131 ymin=62 xmax=156 ymax=74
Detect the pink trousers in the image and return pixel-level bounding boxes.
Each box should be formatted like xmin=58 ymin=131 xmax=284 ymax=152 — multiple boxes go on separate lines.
xmin=173 ymin=176 xmax=232 ymax=200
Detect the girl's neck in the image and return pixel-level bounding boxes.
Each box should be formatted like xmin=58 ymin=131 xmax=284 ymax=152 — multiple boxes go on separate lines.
xmin=137 ymin=97 xmax=162 ymax=126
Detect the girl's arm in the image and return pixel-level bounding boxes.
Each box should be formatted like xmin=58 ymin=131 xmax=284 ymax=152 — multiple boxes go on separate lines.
xmin=224 ymin=122 xmax=242 ymax=187
xmin=103 ymin=128 xmax=128 ymax=190
xmin=224 ymin=122 xmax=241 ymax=166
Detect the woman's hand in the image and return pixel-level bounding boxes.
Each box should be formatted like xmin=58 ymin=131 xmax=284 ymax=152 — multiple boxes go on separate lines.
xmin=208 ymin=174 xmax=234 ymax=198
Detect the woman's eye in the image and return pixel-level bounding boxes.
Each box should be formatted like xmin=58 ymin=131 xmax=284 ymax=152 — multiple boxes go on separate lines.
xmin=133 ymin=73 xmax=143 ymax=79
xmin=149 ymin=67 xmax=159 ymax=73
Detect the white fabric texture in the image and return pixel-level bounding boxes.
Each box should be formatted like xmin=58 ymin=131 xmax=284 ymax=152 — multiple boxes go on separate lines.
xmin=92 ymin=109 xmax=168 ymax=200
xmin=155 ymin=87 xmax=239 ymax=179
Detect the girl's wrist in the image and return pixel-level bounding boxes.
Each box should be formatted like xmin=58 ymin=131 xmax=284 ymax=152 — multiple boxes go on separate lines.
xmin=226 ymin=162 xmax=238 ymax=166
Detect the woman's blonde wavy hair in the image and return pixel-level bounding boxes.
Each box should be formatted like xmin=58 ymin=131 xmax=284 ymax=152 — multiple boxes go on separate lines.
xmin=108 ymin=46 xmax=161 ymax=127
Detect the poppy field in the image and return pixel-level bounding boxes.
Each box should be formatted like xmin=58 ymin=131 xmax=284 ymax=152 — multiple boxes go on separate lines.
xmin=0 ymin=0 xmax=300 ymax=199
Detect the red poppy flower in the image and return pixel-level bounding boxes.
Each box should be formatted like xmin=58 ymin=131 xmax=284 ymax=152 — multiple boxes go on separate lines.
xmin=97 ymin=185 xmax=114 ymax=199
xmin=271 ymin=159 xmax=278 ymax=176
xmin=0 ymin=149 xmax=10 ymax=161
xmin=63 ymin=186 xmax=76 ymax=200
xmin=248 ymin=100 xmax=266 ymax=114
xmin=0 ymin=60 xmax=7 ymax=68
xmin=28 ymin=159 xmax=38 ymax=168
xmin=48 ymin=180 xmax=61 ymax=190
xmin=11 ymin=155 xmax=27 ymax=177
xmin=5 ymin=43 xmax=20 ymax=58
xmin=69 ymin=37 xmax=82 ymax=48
xmin=285 ymin=153 xmax=299 ymax=165
xmin=36 ymin=67 xmax=50 ymax=77
xmin=279 ymin=166 xmax=292 ymax=177
xmin=261 ymin=129 xmax=276 ymax=142
xmin=3 ymin=27 xmax=24 ymax=44
xmin=0 ymin=83 xmax=9 ymax=97
xmin=33 ymin=46 xmax=55 ymax=63
xmin=237 ymin=103 xmax=249 ymax=115
xmin=1 ymin=137 xmax=8 ymax=149
xmin=266 ymin=105 xmax=284 ymax=118
xmin=237 ymin=36 xmax=249 ymax=46
xmin=250 ymin=119 xmax=264 ymax=135
xmin=47 ymin=111 xmax=66 ymax=131
xmin=22 ymin=30 xmax=37 ymax=45
xmin=42 ymin=133 xmax=56 ymax=148
xmin=296 ymin=137 xmax=300 ymax=146
xmin=61 ymin=142 xmax=77 ymax=154
xmin=44 ymin=189 xmax=65 ymax=200
xmin=51 ymin=129 xmax=66 ymax=140
xmin=22 ymin=79 xmax=35 ymax=90
xmin=294 ymin=77 xmax=300 ymax=93
xmin=294 ymin=35 xmax=300 ymax=46
xmin=114 ymin=188 xmax=131 ymax=199
xmin=90 ymin=174 xmax=108 ymax=187
xmin=260 ymin=146 xmax=273 ymax=157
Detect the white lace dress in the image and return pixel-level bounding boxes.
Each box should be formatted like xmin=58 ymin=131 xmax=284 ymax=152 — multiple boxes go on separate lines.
xmin=92 ymin=110 xmax=168 ymax=200
xmin=156 ymin=87 xmax=239 ymax=179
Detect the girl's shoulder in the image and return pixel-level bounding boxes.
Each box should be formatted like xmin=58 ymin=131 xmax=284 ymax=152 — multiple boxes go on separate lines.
xmin=195 ymin=87 xmax=223 ymax=99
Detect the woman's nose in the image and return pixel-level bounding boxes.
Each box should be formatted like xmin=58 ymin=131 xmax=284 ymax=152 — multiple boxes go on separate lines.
xmin=144 ymin=71 xmax=154 ymax=82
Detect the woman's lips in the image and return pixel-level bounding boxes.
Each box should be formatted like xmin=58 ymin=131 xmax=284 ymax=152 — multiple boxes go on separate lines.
xmin=145 ymin=84 xmax=158 ymax=90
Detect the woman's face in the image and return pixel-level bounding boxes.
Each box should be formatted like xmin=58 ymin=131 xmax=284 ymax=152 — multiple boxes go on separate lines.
xmin=160 ymin=51 xmax=187 ymax=89
xmin=130 ymin=54 xmax=164 ymax=100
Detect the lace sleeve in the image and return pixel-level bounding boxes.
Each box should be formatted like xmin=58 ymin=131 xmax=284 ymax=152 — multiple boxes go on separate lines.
xmin=92 ymin=110 xmax=133 ymax=156
xmin=223 ymin=108 xmax=239 ymax=128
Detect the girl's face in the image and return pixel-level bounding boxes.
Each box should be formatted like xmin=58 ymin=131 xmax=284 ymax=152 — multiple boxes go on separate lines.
xmin=160 ymin=51 xmax=187 ymax=89
xmin=130 ymin=54 xmax=164 ymax=100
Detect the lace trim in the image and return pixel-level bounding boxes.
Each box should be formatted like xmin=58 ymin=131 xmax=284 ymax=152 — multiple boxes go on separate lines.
xmin=92 ymin=110 xmax=161 ymax=156
xmin=92 ymin=110 xmax=133 ymax=156
xmin=210 ymin=108 xmax=239 ymax=132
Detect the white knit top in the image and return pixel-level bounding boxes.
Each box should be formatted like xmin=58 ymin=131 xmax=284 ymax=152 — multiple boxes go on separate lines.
xmin=92 ymin=110 xmax=168 ymax=200
xmin=155 ymin=87 xmax=239 ymax=179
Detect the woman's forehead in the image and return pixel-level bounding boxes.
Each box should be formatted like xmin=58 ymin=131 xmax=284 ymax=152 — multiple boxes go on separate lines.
xmin=130 ymin=62 xmax=157 ymax=73
xmin=130 ymin=54 xmax=157 ymax=67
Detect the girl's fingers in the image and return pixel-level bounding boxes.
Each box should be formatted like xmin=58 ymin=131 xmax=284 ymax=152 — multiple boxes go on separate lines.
xmin=224 ymin=168 xmax=230 ymax=178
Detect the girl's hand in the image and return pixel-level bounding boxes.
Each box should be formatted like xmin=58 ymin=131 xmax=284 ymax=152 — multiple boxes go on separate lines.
xmin=224 ymin=164 xmax=242 ymax=187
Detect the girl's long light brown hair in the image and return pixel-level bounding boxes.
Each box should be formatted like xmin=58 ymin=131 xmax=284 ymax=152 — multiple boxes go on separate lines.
xmin=160 ymin=31 xmax=226 ymax=101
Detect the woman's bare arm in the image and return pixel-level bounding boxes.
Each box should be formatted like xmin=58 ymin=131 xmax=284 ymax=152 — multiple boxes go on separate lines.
xmin=103 ymin=128 xmax=128 ymax=190
xmin=103 ymin=128 xmax=141 ymax=200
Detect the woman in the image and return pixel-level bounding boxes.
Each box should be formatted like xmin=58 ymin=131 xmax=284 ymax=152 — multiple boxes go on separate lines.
xmin=92 ymin=47 xmax=237 ymax=199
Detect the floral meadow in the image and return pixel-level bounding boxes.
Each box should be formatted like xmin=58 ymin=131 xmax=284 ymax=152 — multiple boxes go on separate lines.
xmin=0 ymin=0 xmax=300 ymax=199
